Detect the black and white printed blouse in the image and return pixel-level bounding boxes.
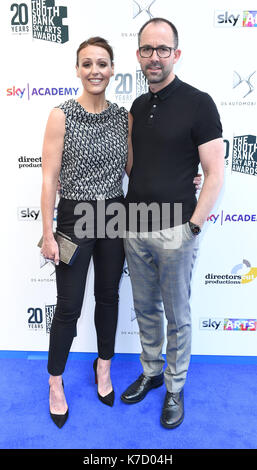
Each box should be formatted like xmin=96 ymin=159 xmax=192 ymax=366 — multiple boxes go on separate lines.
xmin=56 ymin=99 xmax=128 ymax=200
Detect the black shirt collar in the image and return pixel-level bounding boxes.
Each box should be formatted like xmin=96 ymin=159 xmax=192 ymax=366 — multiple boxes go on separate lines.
xmin=147 ymin=75 xmax=181 ymax=101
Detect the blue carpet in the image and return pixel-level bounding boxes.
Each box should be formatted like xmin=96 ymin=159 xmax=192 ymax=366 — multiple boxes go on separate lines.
xmin=0 ymin=353 xmax=257 ymax=450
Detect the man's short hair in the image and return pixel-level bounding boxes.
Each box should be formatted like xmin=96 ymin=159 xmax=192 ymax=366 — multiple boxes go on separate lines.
xmin=138 ymin=17 xmax=179 ymax=49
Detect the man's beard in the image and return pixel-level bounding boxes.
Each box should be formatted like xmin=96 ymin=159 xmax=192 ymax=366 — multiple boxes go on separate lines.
xmin=142 ymin=61 xmax=171 ymax=84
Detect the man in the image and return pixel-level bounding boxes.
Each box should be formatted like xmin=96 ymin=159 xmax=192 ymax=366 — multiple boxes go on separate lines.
xmin=121 ymin=18 xmax=224 ymax=429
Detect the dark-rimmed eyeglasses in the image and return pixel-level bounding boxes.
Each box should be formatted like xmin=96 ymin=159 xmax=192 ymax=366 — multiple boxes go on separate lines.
xmin=139 ymin=46 xmax=176 ymax=58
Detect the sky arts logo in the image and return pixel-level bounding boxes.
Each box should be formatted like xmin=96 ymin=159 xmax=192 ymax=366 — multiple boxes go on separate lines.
xmin=224 ymin=319 xmax=257 ymax=331
xmin=214 ymin=10 xmax=257 ymax=27
xmin=11 ymin=0 xmax=69 ymax=43
xmin=232 ymin=135 xmax=257 ymax=176
xmin=32 ymin=0 xmax=68 ymax=43
xmin=205 ymin=259 xmax=257 ymax=286
xmin=6 ymin=84 xmax=79 ymax=100
xmin=200 ymin=318 xmax=257 ymax=331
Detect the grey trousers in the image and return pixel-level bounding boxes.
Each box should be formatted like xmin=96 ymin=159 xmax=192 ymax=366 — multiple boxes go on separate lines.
xmin=124 ymin=222 xmax=199 ymax=393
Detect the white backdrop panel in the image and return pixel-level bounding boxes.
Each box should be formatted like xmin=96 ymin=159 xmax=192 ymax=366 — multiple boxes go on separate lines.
xmin=1 ymin=0 xmax=257 ymax=356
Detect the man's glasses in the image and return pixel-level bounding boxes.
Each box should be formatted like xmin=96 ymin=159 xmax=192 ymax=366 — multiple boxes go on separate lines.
xmin=139 ymin=46 xmax=175 ymax=58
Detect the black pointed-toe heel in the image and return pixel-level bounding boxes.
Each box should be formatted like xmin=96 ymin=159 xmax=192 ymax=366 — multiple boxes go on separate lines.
xmin=49 ymin=380 xmax=69 ymax=428
xmin=93 ymin=358 xmax=115 ymax=407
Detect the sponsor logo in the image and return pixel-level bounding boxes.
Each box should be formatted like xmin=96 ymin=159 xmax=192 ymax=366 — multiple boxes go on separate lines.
xmin=207 ymin=211 xmax=257 ymax=225
xmin=10 ymin=1 xmax=69 ymax=42
xmin=17 ymin=207 xmax=41 ymax=221
xmin=133 ymin=0 xmax=156 ymax=20
xmin=214 ymin=10 xmax=257 ymax=27
xmin=17 ymin=156 xmax=42 ymax=169
xmin=45 ymin=304 xmax=56 ymax=334
xmin=120 ymin=307 xmax=140 ymax=336
xmin=18 ymin=207 xmax=57 ymax=221
xmin=27 ymin=307 xmax=44 ymax=330
xmin=200 ymin=318 xmax=257 ymax=331
xmin=233 ymin=71 xmax=255 ymax=99
xmin=121 ymin=1 xmax=157 ymax=38
xmin=243 ymin=10 xmax=257 ymax=27
xmin=221 ymin=70 xmax=256 ymax=107
xmin=10 ymin=2 xmax=30 ymax=34
xmin=232 ymin=135 xmax=257 ymax=176
xmin=31 ymin=258 xmax=56 ymax=284
xmin=111 ymin=69 xmax=148 ymax=102
xmin=214 ymin=10 xmax=241 ymax=27
xmin=221 ymin=135 xmax=257 ymax=172
xmin=27 ymin=304 xmax=56 ymax=333
xmin=6 ymin=84 xmax=79 ymax=100
xmin=199 ymin=318 xmax=224 ymax=331
xmin=114 ymin=73 xmax=133 ymax=103
xmin=224 ymin=319 xmax=257 ymax=330
xmin=205 ymin=260 xmax=257 ymax=285
xmin=136 ymin=69 xmax=148 ymax=97
xmin=31 ymin=0 xmax=68 ymax=43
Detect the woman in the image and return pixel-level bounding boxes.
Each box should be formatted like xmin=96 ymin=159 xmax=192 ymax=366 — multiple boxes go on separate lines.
xmin=41 ymin=37 xmax=201 ymax=428
xmin=41 ymin=37 xmax=132 ymax=428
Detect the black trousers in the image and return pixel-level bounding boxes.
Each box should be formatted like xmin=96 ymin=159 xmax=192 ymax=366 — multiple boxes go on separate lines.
xmin=47 ymin=197 xmax=125 ymax=376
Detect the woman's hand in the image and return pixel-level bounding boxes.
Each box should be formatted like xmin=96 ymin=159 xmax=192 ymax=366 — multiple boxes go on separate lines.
xmin=193 ymin=173 xmax=202 ymax=191
xmin=57 ymin=180 xmax=61 ymax=196
xmin=41 ymin=236 xmax=59 ymax=265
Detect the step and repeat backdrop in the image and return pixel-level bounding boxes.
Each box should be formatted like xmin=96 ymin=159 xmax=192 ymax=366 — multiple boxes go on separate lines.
xmin=1 ymin=0 xmax=257 ymax=356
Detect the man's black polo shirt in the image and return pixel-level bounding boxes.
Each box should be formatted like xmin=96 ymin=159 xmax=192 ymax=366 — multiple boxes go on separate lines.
xmin=126 ymin=75 xmax=223 ymax=231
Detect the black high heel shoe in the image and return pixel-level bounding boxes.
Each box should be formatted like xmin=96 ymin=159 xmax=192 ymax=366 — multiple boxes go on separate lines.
xmin=49 ymin=379 xmax=69 ymax=428
xmin=93 ymin=358 xmax=115 ymax=407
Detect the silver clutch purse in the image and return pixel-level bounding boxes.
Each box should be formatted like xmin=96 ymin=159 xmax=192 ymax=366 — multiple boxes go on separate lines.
xmin=37 ymin=231 xmax=79 ymax=265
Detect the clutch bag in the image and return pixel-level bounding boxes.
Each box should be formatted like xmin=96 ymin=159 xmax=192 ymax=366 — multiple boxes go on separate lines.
xmin=37 ymin=231 xmax=79 ymax=265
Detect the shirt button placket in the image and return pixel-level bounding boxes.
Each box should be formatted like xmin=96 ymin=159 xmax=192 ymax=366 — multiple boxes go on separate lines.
xmin=147 ymin=96 xmax=158 ymax=126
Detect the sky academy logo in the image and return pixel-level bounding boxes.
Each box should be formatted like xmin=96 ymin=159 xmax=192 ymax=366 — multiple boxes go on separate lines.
xmin=207 ymin=211 xmax=257 ymax=226
xmin=7 ymin=84 xmax=79 ymax=100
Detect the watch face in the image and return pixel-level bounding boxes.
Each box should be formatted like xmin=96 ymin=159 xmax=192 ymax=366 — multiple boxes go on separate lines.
xmin=189 ymin=222 xmax=201 ymax=235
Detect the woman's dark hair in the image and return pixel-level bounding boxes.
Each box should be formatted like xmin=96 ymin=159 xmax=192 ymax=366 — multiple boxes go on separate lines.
xmin=76 ymin=37 xmax=114 ymax=66
xmin=138 ymin=18 xmax=179 ymax=49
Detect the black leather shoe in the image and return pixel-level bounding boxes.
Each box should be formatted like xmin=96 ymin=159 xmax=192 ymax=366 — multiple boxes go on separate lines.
xmin=160 ymin=389 xmax=184 ymax=429
xmin=93 ymin=358 xmax=115 ymax=407
xmin=49 ymin=380 xmax=69 ymax=429
xmin=121 ymin=373 xmax=164 ymax=404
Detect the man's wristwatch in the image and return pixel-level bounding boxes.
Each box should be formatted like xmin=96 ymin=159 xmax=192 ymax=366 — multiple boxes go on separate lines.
xmin=188 ymin=221 xmax=201 ymax=235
